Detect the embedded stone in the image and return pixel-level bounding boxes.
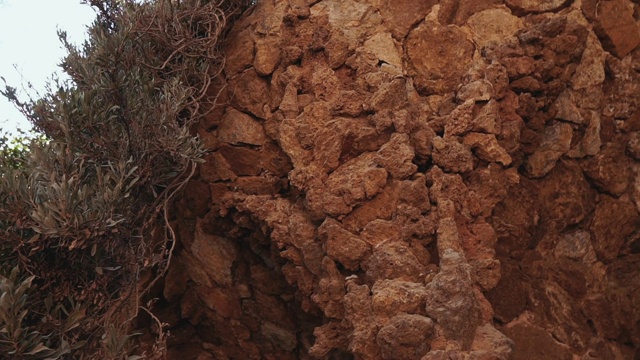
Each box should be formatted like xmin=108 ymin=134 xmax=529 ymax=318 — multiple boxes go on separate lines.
xmin=371 ymin=280 xmax=428 ymax=315
xmin=376 ymin=133 xmax=417 ymax=179
xmin=365 ymin=242 xmax=426 ymax=283
xmin=567 ymin=110 xmax=602 ymax=158
xmin=593 ymin=0 xmax=640 ymax=58
xmin=432 ymin=136 xmax=475 ymax=173
xmin=319 ymin=218 xmax=370 ymax=270
xmin=590 ymin=195 xmax=639 ymax=263
xmin=406 ymin=21 xmax=475 ymax=95
xmin=224 ymin=27 xmax=254 ymax=76
xmin=506 ymin=0 xmax=572 ymax=15
xmin=218 ymin=109 xmax=267 ymax=145
xmin=191 ymin=219 xmax=237 ymax=287
xmin=362 ymin=32 xmax=403 ymax=75
xmin=554 ymin=230 xmax=597 ymax=264
xmin=376 ymin=313 xmax=433 ymax=359
xmin=465 ymin=7 xmax=523 ymax=49
xmin=525 ymin=122 xmax=573 ymax=178
xmin=581 ymin=142 xmax=631 ymax=196
xmin=457 ymin=80 xmax=494 ymax=102
xmin=373 ymin=0 xmax=437 ymax=39
xmin=551 ymin=90 xmax=583 ymax=124
xmin=228 ymin=68 xmax=271 ymax=119
xmin=254 ymin=36 xmax=281 ymax=76
xmin=425 ymin=249 xmax=480 ymax=349
xmin=464 ymin=132 xmax=513 ymax=165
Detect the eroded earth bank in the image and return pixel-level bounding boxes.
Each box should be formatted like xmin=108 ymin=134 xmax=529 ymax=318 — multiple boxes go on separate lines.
xmin=151 ymin=0 xmax=640 ymax=358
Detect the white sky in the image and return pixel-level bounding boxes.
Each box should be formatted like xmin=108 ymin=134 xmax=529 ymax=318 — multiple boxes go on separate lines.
xmin=0 ymin=0 xmax=95 ymax=137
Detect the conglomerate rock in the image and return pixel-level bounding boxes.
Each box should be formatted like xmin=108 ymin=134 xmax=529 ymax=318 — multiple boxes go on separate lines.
xmin=155 ymin=0 xmax=640 ymax=359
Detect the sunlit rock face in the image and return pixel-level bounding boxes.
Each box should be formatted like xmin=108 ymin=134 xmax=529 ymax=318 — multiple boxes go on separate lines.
xmin=159 ymin=0 xmax=640 ymax=358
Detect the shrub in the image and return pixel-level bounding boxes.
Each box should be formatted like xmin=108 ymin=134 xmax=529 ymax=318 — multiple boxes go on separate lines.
xmin=0 ymin=0 xmax=249 ymax=357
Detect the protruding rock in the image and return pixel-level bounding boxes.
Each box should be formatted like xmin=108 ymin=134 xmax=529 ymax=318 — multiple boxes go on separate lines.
xmin=567 ymin=110 xmax=602 ymax=158
xmin=407 ymin=21 xmax=475 ymax=95
xmin=501 ymin=320 xmax=574 ymax=359
xmin=279 ymin=82 xmax=299 ymax=119
xmin=581 ymin=142 xmax=631 ymax=196
xmin=369 ymin=78 xmax=408 ymax=112
xmin=376 ymin=313 xmax=433 ymax=359
xmin=398 ymin=175 xmax=431 ymax=213
xmin=218 ymin=145 xmax=264 ymax=176
xmin=372 ymin=280 xmax=428 ymax=315
xmin=228 ymin=68 xmax=271 ymax=119
xmin=191 ymin=219 xmax=237 ymax=287
xmin=365 ymin=242 xmax=426 ymax=283
xmin=432 ymin=136 xmax=475 ymax=173
xmin=199 ymin=286 xmax=242 ymax=319
xmin=460 ymin=221 xmax=502 ymax=291
xmin=602 ymin=54 xmax=640 ymax=119
xmin=457 ymin=80 xmax=494 ymax=102
xmin=342 ymin=280 xmax=378 ymax=358
xmin=362 ymin=32 xmax=403 ymax=75
xmin=627 ymin=132 xmax=640 ymax=160
xmin=551 ymin=90 xmax=583 ymax=124
xmin=470 ymin=324 xmax=514 ymax=359
xmin=438 ymin=0 xmax=504 ymax=25
xmin=200 ymin=152 xmax=237 ymax=182
xmin=463 ymin=133 xmax=512 ymax=165
xmin=310 ymin=0 xmax=381 ymax=44
xmin=444 ymin=100 xmax=475 ymax=136
xmin=590 ymin=195 xmax=639 ymax=263
xmin=537 ymin=161 xmax=596 ymax=232
xmin=161 ymin=1 xmax=640 ymax=358
xmin=319 ymin=218 xmax=370 ymax=270
xmin=506 ymin=0 xmax=572 ymax=15
xmin=472 ymin=99 xmax=501 ymax=134
xmin=376 ymin=133 xmax=417 ymax=179
xmin=324 ymin=31 xmax=351 ymax=69
xmin=554 ymin=230 xmax=597 ymax=264
xmin=343 ymin=184 xmax=401 ymax=232
xmin=260 ymin=322 xmax=297 ymax=351
xmin=525 ymin=122 xmax=573 ymax=178
xmin=218 ymin=109 xmax=267 ymax=145
xmin=322 ymin=152 xmax=388 ymax=215
xmin=571 ymin=32 xmax=606 ymax=90
xmin=309 ymin=322 xmax=350 ymax=358
xmin=485 ymin=63 xmax=510 ymax=99
xmin=254 ymin=37 xmax=281 ymax=76
xmin=425 ymin=249 xmax=480 ymax=350
xmin=500 ymin=56 xmax=536 ymax=79
xmin=373 ymin=0 xmax=436 ymax=39
xmin=429 ymin=167 xmax=479 ymax=218
xmin=224 ymin=27 xmax=254 ymax=76
xmin=510 ymin=75 xmax=542 ymax=92
xmin=593 ymin=0 xmax=640 ymax=58
xmin=465 ymin=7 xmax=523 ymax=49
xmin=311 ymin=257 xmax=346 ymax=318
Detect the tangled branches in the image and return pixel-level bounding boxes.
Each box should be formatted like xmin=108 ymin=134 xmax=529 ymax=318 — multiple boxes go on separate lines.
xmin=0 ymin=0 xmax=251 ymax=358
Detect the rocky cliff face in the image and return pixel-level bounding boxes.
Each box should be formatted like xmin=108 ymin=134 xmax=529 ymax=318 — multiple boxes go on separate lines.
xmin=157 ymin=0 xmax=640 ymax=358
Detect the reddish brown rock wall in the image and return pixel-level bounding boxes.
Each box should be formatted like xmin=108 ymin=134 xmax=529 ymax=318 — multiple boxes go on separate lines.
xmin=158 ymin=0 xmax=640 ymax=359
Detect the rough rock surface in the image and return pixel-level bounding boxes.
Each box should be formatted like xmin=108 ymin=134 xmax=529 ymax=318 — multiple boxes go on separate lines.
xmin=156 ymin=0 xmax=640 ymax=359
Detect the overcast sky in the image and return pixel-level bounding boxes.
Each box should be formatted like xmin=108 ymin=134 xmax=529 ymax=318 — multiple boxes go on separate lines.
xmin=0 ymin=0 xmax=95 ymax=137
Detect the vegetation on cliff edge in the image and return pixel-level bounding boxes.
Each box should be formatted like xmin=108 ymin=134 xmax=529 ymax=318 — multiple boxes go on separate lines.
xmin=0 ymin=0 xmax=249 ymax=358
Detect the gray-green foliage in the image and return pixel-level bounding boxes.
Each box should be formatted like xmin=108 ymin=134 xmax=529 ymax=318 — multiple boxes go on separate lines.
xmin=0 ymin=0 xmax=249 ymax=357
xmin=0 ymin=267 xmax=86 ymax=359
